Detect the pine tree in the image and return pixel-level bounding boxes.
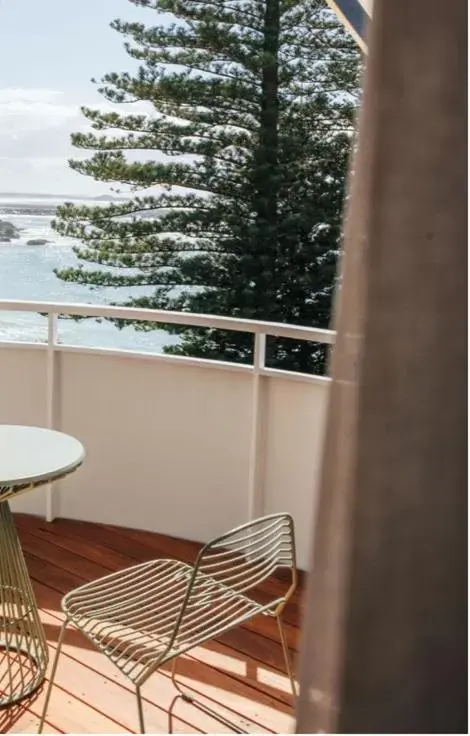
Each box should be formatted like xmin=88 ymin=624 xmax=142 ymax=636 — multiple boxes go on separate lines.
xmin=54 ymin=0 xmax=360 ymax=373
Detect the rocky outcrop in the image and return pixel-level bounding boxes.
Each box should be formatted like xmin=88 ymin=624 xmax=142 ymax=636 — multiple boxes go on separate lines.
xmin=26 ymin=238 xmax=49 ymax=246
xmin=0 ymin=220 xmax=20 ymax=242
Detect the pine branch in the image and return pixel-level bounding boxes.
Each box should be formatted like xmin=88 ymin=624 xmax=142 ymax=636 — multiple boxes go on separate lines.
xmin=54 ymin=0 xmax=360 ymax=374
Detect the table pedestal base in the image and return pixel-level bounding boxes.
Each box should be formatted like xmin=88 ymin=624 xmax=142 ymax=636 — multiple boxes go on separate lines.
xmin=0 ymin=501 xmax=48 ymax=705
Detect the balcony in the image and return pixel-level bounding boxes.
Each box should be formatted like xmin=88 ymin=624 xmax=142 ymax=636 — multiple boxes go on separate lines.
xmin=0 ymin=300 xmax=332 ymax=732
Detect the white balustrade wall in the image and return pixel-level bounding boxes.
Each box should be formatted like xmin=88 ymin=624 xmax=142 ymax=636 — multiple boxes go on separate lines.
xmin=0 ymin=302 xmax=333 ymax=569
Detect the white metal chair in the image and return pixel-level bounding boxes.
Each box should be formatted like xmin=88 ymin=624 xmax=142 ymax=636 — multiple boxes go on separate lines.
xmin=38 ymin=513 xmax=298 ymax=733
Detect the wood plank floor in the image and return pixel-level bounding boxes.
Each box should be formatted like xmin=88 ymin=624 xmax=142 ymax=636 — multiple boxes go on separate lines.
xmin=4 ymin=514 xmax=304 ymax=734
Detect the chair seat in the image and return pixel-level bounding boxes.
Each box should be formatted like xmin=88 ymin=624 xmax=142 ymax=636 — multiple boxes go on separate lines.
xmin=62 ymin=558 xmax=275 ymax=684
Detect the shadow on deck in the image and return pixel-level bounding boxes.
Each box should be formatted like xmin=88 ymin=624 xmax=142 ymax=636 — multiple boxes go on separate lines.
xmin=7 ymin=514 xmax=303 ymax=734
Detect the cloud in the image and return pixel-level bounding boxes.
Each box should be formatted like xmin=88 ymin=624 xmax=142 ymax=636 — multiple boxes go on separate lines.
xmin=0 ymin=88 xmax=98 ymax=193
xmin=0 ymin=87 xmax=156 ymax=194
xmin=0 ymin=88 xmax=81 ymax=137
xmin=0 ymin=88 xmax=64 ymax=103
xmin=0 ymin=155 xmax=106 ymax=196
xmin=0 ymin=89 xmax=96 ymax=194
xmin=0 ymin=87 xmax=153 ymax=135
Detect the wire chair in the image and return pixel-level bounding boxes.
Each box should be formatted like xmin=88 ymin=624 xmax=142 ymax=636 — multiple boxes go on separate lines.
xmin=38 ymin=513 xmax=298 ymax=734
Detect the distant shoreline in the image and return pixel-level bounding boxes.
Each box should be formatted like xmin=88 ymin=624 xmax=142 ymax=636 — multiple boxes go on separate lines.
xmin=0 ymin=192 xmax=126 ymax=202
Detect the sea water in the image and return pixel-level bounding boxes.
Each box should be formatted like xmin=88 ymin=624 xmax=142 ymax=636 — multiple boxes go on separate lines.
xmin=0 ymin=198 xmax=178 ymax=352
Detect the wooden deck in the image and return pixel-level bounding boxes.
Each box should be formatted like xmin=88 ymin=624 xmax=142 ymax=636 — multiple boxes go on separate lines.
xmin=5 ymin=514 xmax=304 ymax=734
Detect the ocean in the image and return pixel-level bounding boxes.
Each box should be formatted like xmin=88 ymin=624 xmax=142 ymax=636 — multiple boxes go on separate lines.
xmin=0 ymin=196 xmax=178 ymax=352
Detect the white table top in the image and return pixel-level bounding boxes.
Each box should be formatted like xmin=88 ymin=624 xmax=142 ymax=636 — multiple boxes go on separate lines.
xmin=0 ymin=425 xmax=85 ymax=487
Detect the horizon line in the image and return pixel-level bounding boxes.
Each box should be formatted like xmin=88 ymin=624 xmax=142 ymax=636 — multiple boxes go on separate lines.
xmin=0 ymin=191 xmax=126 ymax=200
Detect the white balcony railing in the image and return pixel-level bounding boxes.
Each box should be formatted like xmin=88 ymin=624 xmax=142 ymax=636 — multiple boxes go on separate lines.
xmin=0 ymin=300 xmax=334 ymax=569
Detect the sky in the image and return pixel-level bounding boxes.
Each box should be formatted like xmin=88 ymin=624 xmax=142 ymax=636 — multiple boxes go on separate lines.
xmin=0 ymin=0 xmax=156 ymax=196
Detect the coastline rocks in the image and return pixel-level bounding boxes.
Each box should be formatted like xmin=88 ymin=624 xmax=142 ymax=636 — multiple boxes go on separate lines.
xmin=26 ymin=238 xmax=49 ymax=246
xmin=0 ymin=220 xmax=20 ymax=242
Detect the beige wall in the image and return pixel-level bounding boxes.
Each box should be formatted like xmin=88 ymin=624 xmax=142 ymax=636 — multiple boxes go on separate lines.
xmin=1 ymin=344 xmax=328 ymax=569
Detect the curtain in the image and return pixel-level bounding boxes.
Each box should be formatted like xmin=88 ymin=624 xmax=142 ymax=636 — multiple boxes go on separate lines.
xmin=296 ymin=0 xmax=467 ymax=732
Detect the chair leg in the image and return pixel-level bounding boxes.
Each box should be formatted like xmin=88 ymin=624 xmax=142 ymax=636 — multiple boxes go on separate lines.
xmin=169 ymin=656 xmax=245 ymax=734
xmin=276 ymin=614 xmax=297 ymax=701
xmin=38 ymin=619 xmax=68 ymax=734
xmin=136 ymin=684 xmax=145 ymax=733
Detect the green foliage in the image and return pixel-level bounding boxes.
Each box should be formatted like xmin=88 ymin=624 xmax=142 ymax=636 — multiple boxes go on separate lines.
xmin=54 ymin=0 xmax=360 ymax=373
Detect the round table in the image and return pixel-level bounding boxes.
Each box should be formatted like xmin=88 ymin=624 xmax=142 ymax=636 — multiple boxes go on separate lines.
xmin=0 ymin=425 xmax=84 ymax=706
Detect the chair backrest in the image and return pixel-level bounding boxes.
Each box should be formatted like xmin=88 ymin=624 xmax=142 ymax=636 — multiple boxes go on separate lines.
xmin=195 ymin=512 xmax=296 ymax=594
xmin=166 ymin=513 xmax=297 ymax=656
